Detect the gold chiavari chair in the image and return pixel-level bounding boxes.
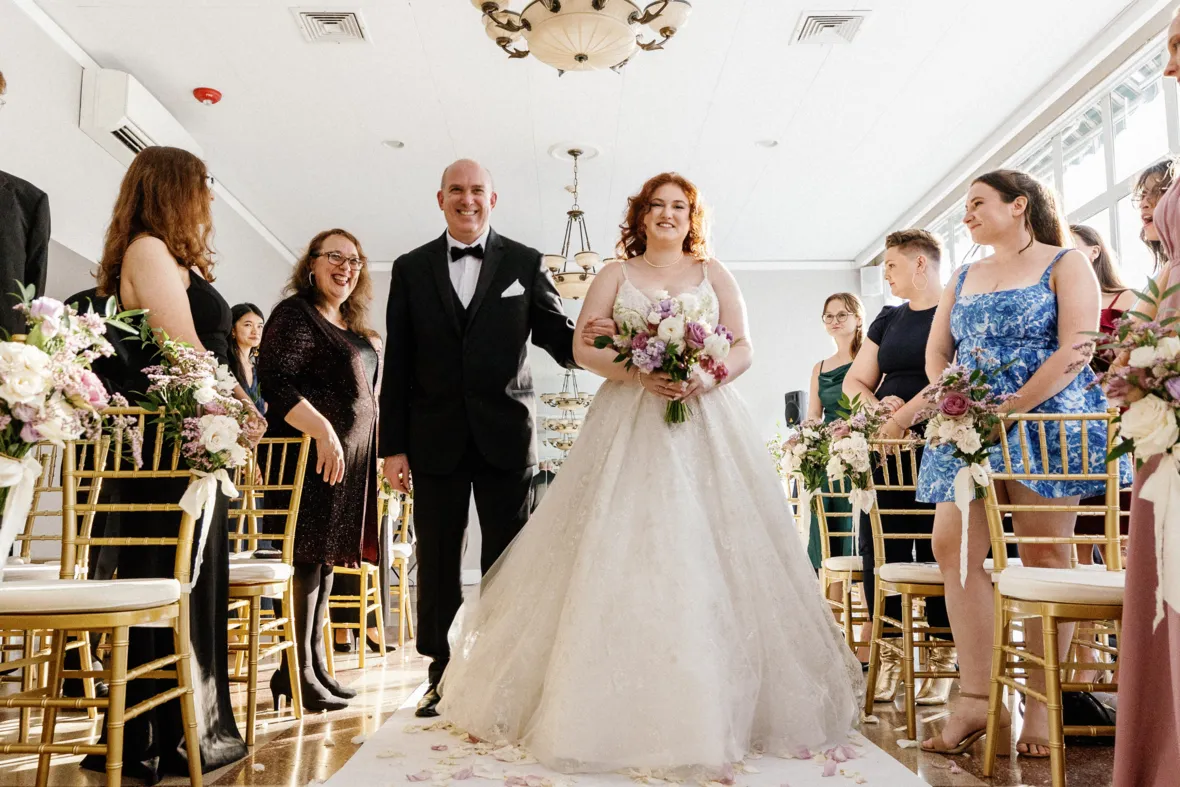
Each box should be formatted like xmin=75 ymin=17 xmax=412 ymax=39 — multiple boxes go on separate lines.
xmin=225 ymin=435 xmax=311 ymax=744
xmin=814 ymin=476 xmax=868 ymax=650
xmin=387 ymin=493 xmax=415 ymax=649
xmin=0 ymin=407 xmax=202 ymax=786
xmin=328 ymin=558 xmax=387 ymax=669
xmin=862 ymin=438 xmax=955 ymax=739
xmin=981 ymin=411 xmax=1124 ymax=787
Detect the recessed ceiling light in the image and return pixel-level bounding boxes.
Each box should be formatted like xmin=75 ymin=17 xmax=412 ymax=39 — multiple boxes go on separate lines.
xmin=755 ymin=139 xmax=779 ymax=148
xmin=382 ymin=139 xmax=405 ymax=149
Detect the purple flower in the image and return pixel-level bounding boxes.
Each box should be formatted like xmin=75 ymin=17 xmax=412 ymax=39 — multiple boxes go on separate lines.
xmin=657 ymin=299 xmax=677 ymax=320
xmin=631 ymin=332 xmax=650 ymax=352
xmin=684 ymin=321 xmax=707 ymax=349
xmin=20 ymin=422 xmax=41 ymax=442
xmin=1166 ymin=376 xmax=1180 ymax=403
xmin=829 ymin=421 xmax=851 ymax=439
xmin=714 ymin=324 xmax=734 ymax=343
xmin=29 ymin=297 xmax=64 ymax=321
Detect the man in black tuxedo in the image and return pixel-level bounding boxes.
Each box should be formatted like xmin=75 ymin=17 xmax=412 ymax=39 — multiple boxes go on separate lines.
xmin=0 ymin=71 xmax=50 ymax=337
xmin=380 ymin=159 xmax=576 ymax=716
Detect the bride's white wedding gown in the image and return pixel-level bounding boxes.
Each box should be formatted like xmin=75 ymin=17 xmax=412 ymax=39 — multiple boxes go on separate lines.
xmin=438 ymin=269 xmax=865 ymax=774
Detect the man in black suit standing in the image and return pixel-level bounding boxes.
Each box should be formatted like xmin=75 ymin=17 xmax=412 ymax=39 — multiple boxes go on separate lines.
xmin=0 ymin=70 xmax=49 ymax=336
xmin=380 ymin=159 xmax=576 ymax=716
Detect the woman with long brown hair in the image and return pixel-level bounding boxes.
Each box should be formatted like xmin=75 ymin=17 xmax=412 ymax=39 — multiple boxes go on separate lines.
xmin=437 ymin=172 xmax=863 ymax=774
xmin=257 ymin=229 xmax=382 ymax=711
xmin=81 ymin=145 xmax=257 ymax=780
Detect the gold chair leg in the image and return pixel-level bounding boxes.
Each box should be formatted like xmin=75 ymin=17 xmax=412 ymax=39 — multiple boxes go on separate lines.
xmin=1044 ymin=615 xmax=1065 ymax=787
xmin=19 ymin=629 xmax=35 ymax=744
xmin=246 ymin=596 xmax=262 ymax=746
xmin=324 ymin=611 xmax=335 ymax=678
xmin=396 ymin=569 xmax=407 ymax=650
xmin=175 ymin=611 xmax=203 ymax=787
xmin=901 ymin=594 xmax=917 ymax=740
xmin=357 ymin=569 xmax=368 ymax=670
xmin=80 ymin=632 xmax=98 ymax=721
xmin=842 ymin=577 xmax=855 ymax=647
xmin=405 ymin=570 xmax=416 ymax=641
xmin=103 ymin=626 xmax=131 ymax=787
xmin=373 ymin=567 xmax=387 ymax=658
xmin=983 ymin=590 xmax=1006 ymax=775
xmin=864 ymin=582 xmax=885 ymax=717
xmin=33 ymin=631 xmax=67 ymax=787
xmin=281 ymin=584 xmax=304 ymax=720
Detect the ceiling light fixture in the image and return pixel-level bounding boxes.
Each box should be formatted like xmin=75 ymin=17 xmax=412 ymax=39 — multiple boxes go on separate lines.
xmin=473 ymin=0 xmax=691 ymax=75
xmin=755 ymin=139 xmax=779 ymax=148
xmin=544 ymin=148 xmax=610 ymax=299
xmin=382 ymin=139 xmax=406 ymax=149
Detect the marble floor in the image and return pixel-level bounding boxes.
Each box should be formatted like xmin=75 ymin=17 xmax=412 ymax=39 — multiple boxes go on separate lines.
xmin=0 ymin=639 xmax=1116 ymax=786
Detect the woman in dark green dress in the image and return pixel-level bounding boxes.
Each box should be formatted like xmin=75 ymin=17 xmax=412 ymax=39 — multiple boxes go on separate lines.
xmin=805 ymin=293 xmax=865 ymax=572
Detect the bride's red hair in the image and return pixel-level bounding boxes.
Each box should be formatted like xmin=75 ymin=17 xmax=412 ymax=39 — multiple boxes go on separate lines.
xmin=616 ymin=172 xmax=711 ymax=261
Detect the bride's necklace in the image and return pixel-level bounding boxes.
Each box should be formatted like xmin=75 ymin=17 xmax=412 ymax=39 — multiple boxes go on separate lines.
xmin=642 ymin=252 xmax=685 ymax=269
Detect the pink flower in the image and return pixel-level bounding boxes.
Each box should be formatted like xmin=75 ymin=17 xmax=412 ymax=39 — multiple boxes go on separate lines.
xmin=78 ymin=370 xmax=109 ymax=408
xmin=29 ymin=297 xmax=64 ymax=321
xmin=938 ymin=392 xmax=970 ymax=418
xmin=829 ymin=421 xmax=851 ymax=439
xmin=684 ymin=321 xmax=707 ymax=349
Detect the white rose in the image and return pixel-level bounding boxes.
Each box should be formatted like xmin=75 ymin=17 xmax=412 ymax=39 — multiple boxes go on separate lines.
xmin=792 ymin=443 xmax=807 ymax=458
xmin=215 ymin=364 xmax=238 ymax=394
xmin=194 ymin=384 xmax=219 ymax=405
xmin=826 ymin=455 xmax=845 ymax=480
xmin=657 ymin=315 xmax=685 ymax=345
xmin=956 ymin=429 xmax=983 ymax=455
xmin=225 ymin=442 xmax=249 ymax=467
xmin=38 ymin=316 xmax=61 ymax=339
xmin=1120 ymin=394 xmax=1180 ymax=457
xmin=678 ymin=293 xmax=701 ymax=320
xmin=1157 ymin=336 xmax=1180 ymax=361
xmin=199 ymin=414 xmax=242 ymax=454
xmin=647 ymin=310 xmax=663 ymax=325
xmin=0 ymin=342 xmax=51 ymax=406
xmin=802 ymin=428 xmax=819 ymax=440
xmin=703 ymin=333 xmax=731 ymax=361
xmin=936 ymin=418 xmax=961 ymax=444
xmin=1129 ymin=345 xmax=1159 ymax=368
xmin=36 ymin=401 xmax=79 ymax=445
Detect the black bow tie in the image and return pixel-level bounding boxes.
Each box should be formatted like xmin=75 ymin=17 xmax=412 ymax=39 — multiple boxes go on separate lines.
xmin=450 ymin=244 xmax=484 ymax=262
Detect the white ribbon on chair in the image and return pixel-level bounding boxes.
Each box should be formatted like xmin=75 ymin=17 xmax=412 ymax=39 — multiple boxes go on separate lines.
xmin=849 ymin=487 xmax=876 ymax=557
xmin=0 ymin=454 xmax=44 ymax=582
xmin=798 ymin=486 xmax=813 ymax=547
xmin=179 ymin=468 xmax=239 ymax=588
xmin=952 ymin=461 xmax=991 ymax=587
xmin=1137 ymin=453 xmax=1180 ymax=629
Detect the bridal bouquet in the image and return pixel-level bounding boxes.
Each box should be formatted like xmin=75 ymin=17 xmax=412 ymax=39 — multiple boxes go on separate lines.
xmin=0 ymin=285 xmax=140 ymax=580
xmin=776 ymin=417 xmax=831 ymax=539
xmin=594 ymin=290 xmax=734 ymax=424
xmin=918 ymin=361 xmax=1012 ymax=584
xmin=825 ymin=395 xmax=888 ymax=519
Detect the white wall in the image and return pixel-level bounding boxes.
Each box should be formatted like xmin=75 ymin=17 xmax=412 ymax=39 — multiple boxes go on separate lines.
xmin=0 ymin=0 xmax=292 ymax=310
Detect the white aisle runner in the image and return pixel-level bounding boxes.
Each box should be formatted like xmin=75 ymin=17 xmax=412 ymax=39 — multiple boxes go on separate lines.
xmin=324 ymin=686 xmax=927 ymax=787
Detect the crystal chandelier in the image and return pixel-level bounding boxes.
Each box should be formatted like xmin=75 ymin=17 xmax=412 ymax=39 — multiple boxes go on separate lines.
xmin=473 ymin=0 xmax=692 ymax=75
xmin=543 ymin=148 xmax=611 ymax=300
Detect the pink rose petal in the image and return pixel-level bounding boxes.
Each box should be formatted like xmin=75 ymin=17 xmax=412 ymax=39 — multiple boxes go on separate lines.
xmin=453 ymin=768 xmax=474 ymax=781
xmin=796 ymin=747 xmax=813 ymax=760
xmin=407 ymin=771 xmax=433 ymax=782
xmin=949 ymin=762 xmax=965 ymax=774
xmin=827 ymin=747 xmax=847 ymax=763
xmin=840 ymin=745 xmax=858 ymax=761
xmin=822 ymin=759 xmax=838 ymax=777
xmin=431 ymin=744 xmax=449 ymax=752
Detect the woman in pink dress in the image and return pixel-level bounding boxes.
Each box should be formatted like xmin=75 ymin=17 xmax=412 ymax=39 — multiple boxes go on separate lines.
xmin=1113 ymin=18 xmax=1180 ymax=783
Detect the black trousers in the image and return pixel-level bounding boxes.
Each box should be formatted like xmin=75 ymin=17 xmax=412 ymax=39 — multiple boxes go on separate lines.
xmin=858 ymin=445 xmax=950 ymax=637
xmin=413 ymin=439 xmax=533 ymax=686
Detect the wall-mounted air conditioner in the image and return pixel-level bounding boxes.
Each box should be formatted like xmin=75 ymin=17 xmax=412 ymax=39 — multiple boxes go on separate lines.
xmin=79 ymin=68 xmax=203 ymax=166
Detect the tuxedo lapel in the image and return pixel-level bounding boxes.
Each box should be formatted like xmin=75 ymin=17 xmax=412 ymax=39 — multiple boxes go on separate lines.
xmin=428 ymin=232 xmax=462 ymax=335
xmin=465 ymin=228 xmax=503 ymax=323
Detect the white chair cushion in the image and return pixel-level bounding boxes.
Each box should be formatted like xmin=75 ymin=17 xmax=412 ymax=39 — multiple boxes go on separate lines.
xmin=983 ymin=557 xmax=1023 ymax=571
xmin=5 ymin=557 xmax=26 ymax=565
xmin=997 ymin=566 xmax=1125 ymax=605
xmin=823 ymin=555 xmax=862 ymax=572
xmin=2 ymin=563 xmax=63 ymax=582
xmin=878 ymin=561 xmax=944 ymax=585
xmin=391 ymin=543 xmax=414 ymax=559
xmin=228 ymin=560 xmax=293 ymax=584
xmin=0 ymin=579 xmax=180 ymax=613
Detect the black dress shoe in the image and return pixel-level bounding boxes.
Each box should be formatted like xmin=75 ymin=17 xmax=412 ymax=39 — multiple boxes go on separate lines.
xmin=415 ymin=685 xmax=441 ymax=718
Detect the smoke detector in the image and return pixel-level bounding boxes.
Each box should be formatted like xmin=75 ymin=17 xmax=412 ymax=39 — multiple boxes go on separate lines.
xmin=791 ymin=12 xmax=869 ymax=45
xmin=292 ymin=9 xmax=369 ymax=43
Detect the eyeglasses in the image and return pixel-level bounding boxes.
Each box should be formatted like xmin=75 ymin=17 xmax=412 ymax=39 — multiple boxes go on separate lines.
xmin=1133 ymin=182 xmax=1169 ymax=208
xmin=204 ymin=173 xmax=216 ymax=188
xmin=822 ymin=312 xmax=853 ymax=324
xmin=314 ymin=250 xmax=365 ymax=270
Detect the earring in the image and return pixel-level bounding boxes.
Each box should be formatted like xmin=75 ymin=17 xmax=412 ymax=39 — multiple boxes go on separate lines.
xmin=308 ymin=271 xmax=315 ymax=287
xmin=911 ymin=268 xmax=929 ymax=291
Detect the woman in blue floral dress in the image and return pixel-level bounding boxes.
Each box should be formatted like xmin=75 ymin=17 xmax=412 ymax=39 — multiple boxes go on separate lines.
xmin=916 ymin=170 xmax=1128 ymax=758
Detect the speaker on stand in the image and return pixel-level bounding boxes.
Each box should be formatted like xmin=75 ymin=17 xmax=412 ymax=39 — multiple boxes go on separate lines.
xmin=785 ymin=390 xmax=807 ymax=426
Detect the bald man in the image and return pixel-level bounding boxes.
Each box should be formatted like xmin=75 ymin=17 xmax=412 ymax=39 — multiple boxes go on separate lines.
xmin=379 ymin=159 xmax=576 ymax=716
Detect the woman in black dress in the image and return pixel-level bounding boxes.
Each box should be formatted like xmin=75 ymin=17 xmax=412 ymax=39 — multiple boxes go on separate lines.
xmin=843 ymin=229 xmax=949 ymax=704
xmin=81 ymin=146 xmax=263 ymax=782
xmin=258 ymin=229 xmax=381 ymax=712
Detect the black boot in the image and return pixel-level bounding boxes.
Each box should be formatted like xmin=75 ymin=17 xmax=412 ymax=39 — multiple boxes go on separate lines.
xmin=280 ymin=563 xmax=348 ymax=712
xmin=309 ymin=567 xmax=357 ymax=699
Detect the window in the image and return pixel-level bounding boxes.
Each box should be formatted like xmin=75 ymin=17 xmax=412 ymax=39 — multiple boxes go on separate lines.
xmin=1016 ymin=140 xmax=1057 ymax=194
xmin=1116 ymin=194 xmax=1157 ymax=293
xmin=1061 ymin=100 xmax=1106 ymax=212
xmin=1112 ymin=53 xmax=1167 ymax=184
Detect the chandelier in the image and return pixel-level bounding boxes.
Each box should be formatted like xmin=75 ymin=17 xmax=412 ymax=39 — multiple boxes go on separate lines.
xmin=544 ymin=148 xmax=610 ymax=300
xmin=473 ymin=0 xmax=692 ymax=75
xmin=539 ymin=369 xmax=594 ymax=410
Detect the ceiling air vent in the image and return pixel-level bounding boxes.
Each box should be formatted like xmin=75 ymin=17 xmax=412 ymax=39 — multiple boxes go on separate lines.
xmin=791 ymin=12 xmax=869 ymax=45
xmin=292 ymin=9 xmax=369 ymax=43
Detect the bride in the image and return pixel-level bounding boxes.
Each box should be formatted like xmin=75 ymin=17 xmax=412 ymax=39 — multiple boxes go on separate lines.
xmin=438 ymin=172 xmax=864 ymax=774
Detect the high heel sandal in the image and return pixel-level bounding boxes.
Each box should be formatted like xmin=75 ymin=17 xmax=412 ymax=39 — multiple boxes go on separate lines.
xmin=919 ymin=692 xmax=1011 ymax=755
xmin=366 ymin=631 xmax=391 ymax=654
xmin=1013 ymin=696 xmax=1051 ymax=758
xmin=269 ymin=665 xmax=350 ymax=712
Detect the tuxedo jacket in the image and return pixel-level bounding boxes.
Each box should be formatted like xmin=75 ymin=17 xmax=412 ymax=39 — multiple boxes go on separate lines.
xmin=0 ymin=171 xmax=50 ymax=337
xmin=379 ymin=228 xmax=577 ymax=474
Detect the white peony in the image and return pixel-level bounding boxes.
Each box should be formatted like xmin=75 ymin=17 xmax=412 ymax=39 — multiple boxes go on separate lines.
xmin=0 ymin=342 xmax=52 ymax=406
xmin=657 ymin=315 xmax=686 ymax=345
xmin=1129 ymin=345 xmax=1159 ymax=368
xmin=193 ymin=384 xmax=219 ymax=405
xmin=703 ymin=333 xmax=731 ymax=361
xmin=955 ymin=428 xmax=983 ymax=455
xmin=1120 ymin=394 xmax=1180 ymax=457
xmin=198 ymin=414 xmax=242 ymax=454
xmin=1157 ymin=336 xmax=1180 ymax=361
xmin=826 ymin=455 xmax=845 ymax=480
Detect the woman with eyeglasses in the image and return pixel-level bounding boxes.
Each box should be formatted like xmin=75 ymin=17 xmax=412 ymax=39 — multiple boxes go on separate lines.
xmin=257 ymin=229 xmax=382 ymax=711
xmin=804 ymin=293 xmax=864 ymax=573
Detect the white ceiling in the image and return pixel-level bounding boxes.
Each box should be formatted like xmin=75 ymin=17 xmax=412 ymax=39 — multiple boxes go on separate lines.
xmin=31 ymin=0 xmax=1147 ymax=266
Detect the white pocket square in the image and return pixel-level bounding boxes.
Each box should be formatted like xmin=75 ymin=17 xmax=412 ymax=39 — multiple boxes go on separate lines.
xmin=501 ymin=280 xmax=526 ymax=298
